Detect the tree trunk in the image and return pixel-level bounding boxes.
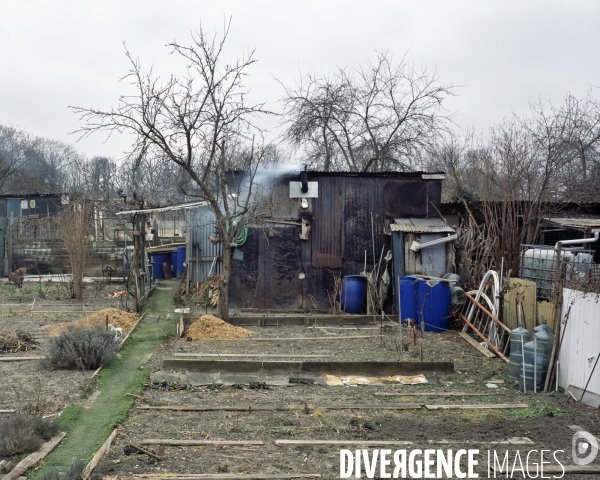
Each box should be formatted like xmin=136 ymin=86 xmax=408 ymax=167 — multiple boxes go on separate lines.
xmin=218 ymin=239 xmax=232 ymax=321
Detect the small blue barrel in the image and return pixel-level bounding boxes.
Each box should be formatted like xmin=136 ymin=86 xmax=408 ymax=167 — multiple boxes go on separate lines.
xmin=400 ymin=276 xmax=421 ymax=325
xmin=340 ymin=275 xmax=367 ymax=314
xmin=151 ymin=253 xmax=169 ymax=280
xmin=417 ymin=279 xmax=451 ymax=332
xmin=176 ymin=245 xmax=187 ymax=279
xmin=169 ymin=250 xmax=178 ymax=275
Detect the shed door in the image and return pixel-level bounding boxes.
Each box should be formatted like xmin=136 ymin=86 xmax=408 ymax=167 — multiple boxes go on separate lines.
xmin=419 ymin=233 xmax=448 ymax=278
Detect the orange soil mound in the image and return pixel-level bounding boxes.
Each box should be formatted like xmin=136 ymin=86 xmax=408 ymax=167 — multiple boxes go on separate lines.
xmin=44 ymin=308 xmax=138 ymax=336
xmin=186 ymin=315 xmax=254 ymax=340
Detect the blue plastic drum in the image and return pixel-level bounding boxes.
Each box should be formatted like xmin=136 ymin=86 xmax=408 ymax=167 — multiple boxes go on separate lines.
xmin=340 ymin=275 xmax=367 ymax=314
xmin=417 ymin=279 xmax=451 ymax=332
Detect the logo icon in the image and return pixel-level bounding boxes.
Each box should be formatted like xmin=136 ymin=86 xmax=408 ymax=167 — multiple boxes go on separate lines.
xmin=572 ymin=431 xmax=598 ymax=466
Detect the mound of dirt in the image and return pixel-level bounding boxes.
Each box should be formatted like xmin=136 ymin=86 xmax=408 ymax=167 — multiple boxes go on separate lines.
xmin=0 ymin=329 xmax=40 ymax=353
xmin=44 ymin=308 xmax=138 ymax=336
xmin=186 ymin=315 xmax=254 ymax=340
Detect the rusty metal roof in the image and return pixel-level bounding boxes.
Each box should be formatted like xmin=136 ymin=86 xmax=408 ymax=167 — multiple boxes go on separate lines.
xmin=544 ymin=216 xmax=600 ymax=229
xmin=389 ymin=218 xmax=455 ymax=233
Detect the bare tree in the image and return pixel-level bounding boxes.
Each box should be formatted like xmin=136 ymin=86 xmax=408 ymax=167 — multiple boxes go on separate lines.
xmin=280 ymin=52 xmax=454 ymax=172
xmin=57 ymin=202 xmax=93 ymax=301
xmin=71 ymin=21 xmax=271 ymax=321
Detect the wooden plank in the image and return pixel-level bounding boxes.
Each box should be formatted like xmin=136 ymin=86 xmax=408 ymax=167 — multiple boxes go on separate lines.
xmin=82 ymin=429 xmax=117 ymax=480
xmin=567 ymin=424 xmax=600 ymax=442
xmin=140 ymin=440 xmax=264 ymax=446
xmin=0 ymin=409 xmax=16 ymax=413
xmin=503 ymin=278 xmax=537 ymax=330
xmin=138 ymin=404 xmax=424 ymax=412
xmin=537 ymin=300 xmax=556 ymax=332
xmin=4 ymin=432 xmax=67 ymax=480
xmin=464 ymin=292 xmax=511 ymax=333
xmin=0 ymin=356 xmax=44 ymax=361
xmin=130 ymin=475 xmax=321 ymax=479
xmin=425 ymin=403 xmax=528 ymax=410
xmin=374 ymin=392 xmax=489 ymax=397
xmin=458 ymin=332 xmax=497 ymax=358
xmin=459 ymin=313 xmax=509 ymax=364
xmin=244 ymin=336 xmax=371 ymax=342
xmin=539 ymin=465 xmax=600 ymax=474
xmin=171 ymin=353 xmax=332 ymax=358
xmin=276 ymin=440 xmax=413 ymax=446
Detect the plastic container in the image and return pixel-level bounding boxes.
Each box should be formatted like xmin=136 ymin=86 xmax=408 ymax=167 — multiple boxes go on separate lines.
xmin=510 ymin=321 xmax=532 ymax=355
xmin=417 ymin=279 xmax=451 ymax=332
xmin=519 ymin=363 xmax=543 ymax=392
xmin=340 ymin=275 xmax=367 ymax=314
xmin=400 ymin=276 xmax=421 ymax=324
xmin=508 ymin=350 xmax=524 ymax=380
xmin=151 ymin=253 xmax=169 ymax=280
xmin=176 ymin=245 xmax=187 ymax=279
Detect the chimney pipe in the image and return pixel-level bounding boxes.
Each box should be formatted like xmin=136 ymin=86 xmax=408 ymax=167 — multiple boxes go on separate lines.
xmin=300 ymin=169 xmax=308 ymax=194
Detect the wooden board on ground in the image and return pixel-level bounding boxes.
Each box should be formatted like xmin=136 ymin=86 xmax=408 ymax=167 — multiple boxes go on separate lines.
xmin=425 ymin=403 xmax=528 ymax=410
xmin=4 ymin=432 xmax=67 ymax=480
xmin=0 ymin=356 xmax=44 ymax=361
xmin=82 ymin=429 xmax=117 ymax=480
xmin=138 ymin=404 xmax=424 ymax=412
xmin=130 ymin=475 xmax=321 ymax=479
xmin=458 ymin=332 xmax=497 ymax=358
xmin=243 ymin=335 xmax=371 ymax=342
xmin=276 ymin=440 xmax=413 ymax=446
xmin=140 ymin=440 xmax=264 ymax=446
xmin=375 ymin=392 xmax=489 ymax=397
xmin=172 ymin=353 xmax=332 ymax=358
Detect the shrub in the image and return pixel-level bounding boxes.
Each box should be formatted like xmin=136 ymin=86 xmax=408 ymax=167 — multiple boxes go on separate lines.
xmin=0 ymin=415 xmax=59 ymax=458
xmin=39 ymin=458 xmax=85 ymax=480
xmin=43 ymin=327 xmax=119 ymax=370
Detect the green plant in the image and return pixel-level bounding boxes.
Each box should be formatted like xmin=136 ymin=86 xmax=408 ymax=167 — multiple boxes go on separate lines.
xmin=38 ymin=458 xmax=85 ymax=480
xmin=43 ymin=327 xmax=119 ymax=370
xmin=0 ymin=415 xmax=59 ymax=458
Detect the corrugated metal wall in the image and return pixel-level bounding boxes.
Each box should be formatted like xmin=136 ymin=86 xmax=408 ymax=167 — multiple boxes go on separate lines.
xmin=186 ymin=206 xmax=222 ymax=285
xmin=558 ymin=288 xmax=600 ymax=397
xmin=311 ymin=176 xmax=345 ymax=268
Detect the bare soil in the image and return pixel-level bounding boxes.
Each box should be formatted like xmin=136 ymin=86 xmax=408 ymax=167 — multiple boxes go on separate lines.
xmin=91 ymin=323 xmax=600 ymax=479
xmin=0 ymin=280 xmax=130 ymax=414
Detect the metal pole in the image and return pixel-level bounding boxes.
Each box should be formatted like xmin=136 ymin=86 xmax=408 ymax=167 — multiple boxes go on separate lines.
xmin=371 ymin=212 xmax=376 ymax=272
xmin=534 ymin=338 xmax=537 ymax=394
xmin=397 ymin=275 xmax=402 ymax=358
xmin=521 ymin=335 xmax=526 ymax=393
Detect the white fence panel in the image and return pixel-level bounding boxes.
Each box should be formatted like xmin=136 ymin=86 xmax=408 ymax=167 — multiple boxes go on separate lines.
xmin=558 ymin=288 xmax=600 ymax=397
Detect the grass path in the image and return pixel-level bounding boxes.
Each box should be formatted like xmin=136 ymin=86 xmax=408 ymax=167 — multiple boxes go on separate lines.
xmin=37 ymin=282 xmax=178 ymax=476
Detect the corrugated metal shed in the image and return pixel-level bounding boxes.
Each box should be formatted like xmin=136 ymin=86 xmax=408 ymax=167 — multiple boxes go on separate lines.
xmin=390 ymin=218 xmax=454 ymax=233
xmin=311 ymin=176 xmax=344 ymax=268
xmin=186 ymin=206 xmax=222 ymax=284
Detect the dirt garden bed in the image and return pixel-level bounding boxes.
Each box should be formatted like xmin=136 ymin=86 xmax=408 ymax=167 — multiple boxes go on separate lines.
xmin=89 ymin=322 xmax=600 ymax=478
xmin=0 ymin=280 xmax=134 ymax=415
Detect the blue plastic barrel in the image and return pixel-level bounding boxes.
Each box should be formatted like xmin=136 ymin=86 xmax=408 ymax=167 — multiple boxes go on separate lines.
xmin=340 ymin=275 xmax=367 ymax=314
xmin=417 ymin=279 xmax=451 ymax=332
xmin=151 ymin=253 xmax=169 ymax=280
xmin=400 ymin=276 xmax=421 ymax=325
xmin=176 ymin=245 xmax=187 ymax=279
xmin=169 ymin=250 xmax=178 ymax=276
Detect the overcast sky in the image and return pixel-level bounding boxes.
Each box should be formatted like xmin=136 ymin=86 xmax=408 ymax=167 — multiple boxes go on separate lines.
xmin=1 ymin=0 xmax=599 ymax=161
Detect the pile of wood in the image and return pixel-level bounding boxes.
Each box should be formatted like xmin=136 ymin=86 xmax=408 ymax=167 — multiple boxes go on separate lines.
xmin=0 ymin=329 xmax=40 ymax=353
xmin=186 ymin=315 xmax=254 ymax=340
xmin=44 ymin=308 xmax=138 ymax=336
xmin=193 ymin=275 xmax=221 ymax=307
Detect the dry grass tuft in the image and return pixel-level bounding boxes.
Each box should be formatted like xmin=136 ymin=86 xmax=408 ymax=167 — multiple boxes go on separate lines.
xmin=44 ymin=308 xmax=138 ymax=336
